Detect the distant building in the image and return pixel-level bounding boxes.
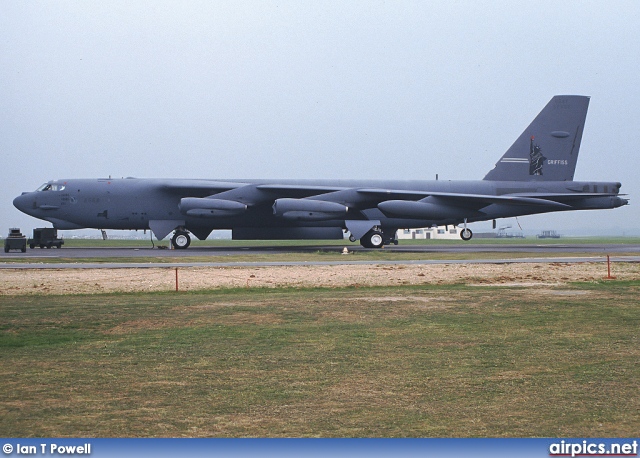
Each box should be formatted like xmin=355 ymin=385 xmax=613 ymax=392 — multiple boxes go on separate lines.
xmin=537 ymin=230 xmax=561 ymax=239
xmin=396 ymin=226 xmax=461 ymax=240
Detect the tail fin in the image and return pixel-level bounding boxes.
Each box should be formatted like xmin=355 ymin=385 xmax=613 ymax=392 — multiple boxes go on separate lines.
xmin=483 ymin=95 xmax=590 ymax=181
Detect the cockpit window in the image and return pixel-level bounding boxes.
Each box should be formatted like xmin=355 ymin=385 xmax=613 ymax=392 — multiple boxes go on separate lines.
xmin=36 ymin=183 xmax=65 ymax=192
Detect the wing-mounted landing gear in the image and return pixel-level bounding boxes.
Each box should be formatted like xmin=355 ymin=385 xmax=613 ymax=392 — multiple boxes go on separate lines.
xmin=460 ymin=228 xmax=473 ymax=241
xmin=171 ymin=229 xmax=191 ymax=249
xmin=460 ymin=218 xmax=473 ymax=241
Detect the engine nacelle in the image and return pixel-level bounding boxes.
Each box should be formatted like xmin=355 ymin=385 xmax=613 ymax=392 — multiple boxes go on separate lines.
xmin=378 ymin=200 xmax=472 ymax=220
xmin=572 ymin=196 xmax=628 ymax=210
xmin=179 ymin=198 xmax=247 ymax=218
xmin=273 ymin=198 xmax=348 ymax=221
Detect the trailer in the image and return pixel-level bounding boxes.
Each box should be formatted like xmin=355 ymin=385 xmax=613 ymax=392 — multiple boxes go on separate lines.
xmin=4 ymin=228 xmax=27 ymax=253
xmin=28 ymin=228 xmax=64 ymax=249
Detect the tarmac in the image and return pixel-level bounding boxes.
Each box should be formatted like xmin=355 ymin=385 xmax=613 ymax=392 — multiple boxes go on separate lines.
xmin=1 ymin=242 xmax=639 ymax=269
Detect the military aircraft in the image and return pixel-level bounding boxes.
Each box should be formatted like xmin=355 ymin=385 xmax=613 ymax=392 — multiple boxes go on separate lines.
xmin=13 ymin=95 xmax=628 ymax=249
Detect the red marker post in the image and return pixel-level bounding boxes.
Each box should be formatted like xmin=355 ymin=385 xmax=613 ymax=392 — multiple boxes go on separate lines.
xmin=605 ymin=255 xmax=616 ymax=280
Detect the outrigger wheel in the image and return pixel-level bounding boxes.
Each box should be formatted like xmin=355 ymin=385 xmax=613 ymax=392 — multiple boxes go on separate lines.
xmin=460 ymin=227 xmax=473 ymax=241
xmin=171 ymin=230 xmax=191 ymax=249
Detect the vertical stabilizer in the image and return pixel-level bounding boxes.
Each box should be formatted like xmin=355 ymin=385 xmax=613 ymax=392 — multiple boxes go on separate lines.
xmin=483 ymin=95 xmax=590 ymax=181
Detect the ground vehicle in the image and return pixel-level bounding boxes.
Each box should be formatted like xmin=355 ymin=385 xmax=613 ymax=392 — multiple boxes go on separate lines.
xmin=4 ymin=228 xmax=27 ymax=253
xmin=28 ymin=227 xmax=64 ymax=249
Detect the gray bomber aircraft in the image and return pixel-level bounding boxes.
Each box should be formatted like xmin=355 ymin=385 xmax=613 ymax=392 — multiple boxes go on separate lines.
xmin=13 ymin=96 xmax=628 ymax=249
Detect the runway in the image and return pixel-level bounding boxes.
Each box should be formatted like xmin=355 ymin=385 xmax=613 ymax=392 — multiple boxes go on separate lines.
xmin=2 ymin=242 xmax=640 ymax=269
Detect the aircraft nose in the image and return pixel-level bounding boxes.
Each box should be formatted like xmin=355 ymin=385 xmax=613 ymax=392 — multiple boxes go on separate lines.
xmin=13 ymin=193 xmax=34 ymax=214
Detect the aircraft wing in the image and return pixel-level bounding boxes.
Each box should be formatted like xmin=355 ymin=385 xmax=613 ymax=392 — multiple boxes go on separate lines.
xmin=357 ymin=189 xmax=573 ymax=210
xmin=509 ymin=192 xmax=621 ymax=202
xmin=159 ymin=180 xmax=251 ymax=196
xmin=170 ymin=182 xmax=581 ymax=221
xmin=255 ymin=184 xmax=349 ymax=198
xmin=160 ymin=181 xmax=347 ymax=200
xmin=161 ymin=180 xmax=586 ymax=210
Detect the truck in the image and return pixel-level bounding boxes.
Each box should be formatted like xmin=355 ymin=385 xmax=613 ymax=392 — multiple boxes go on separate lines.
xmin=4 ymin=228 xmax=27 ymax=253
xmin=28 ymin=227 xmax=64 ymax=249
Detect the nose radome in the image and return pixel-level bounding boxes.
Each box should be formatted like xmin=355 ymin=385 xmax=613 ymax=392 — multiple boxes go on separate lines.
xmin=13 ymin=193 xmax=33 ymax=213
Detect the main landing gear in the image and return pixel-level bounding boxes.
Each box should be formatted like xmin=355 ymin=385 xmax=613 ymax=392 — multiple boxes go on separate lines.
xmin=358 ymin=228 xmax=398 ymax=249
xmin=360 ymin=229 xmax=384 ymax=248
xmin=171 ymin=229 xmax=191 ymax=249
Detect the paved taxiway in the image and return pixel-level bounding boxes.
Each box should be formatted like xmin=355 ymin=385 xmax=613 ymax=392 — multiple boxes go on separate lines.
xmin=1 ymin=243 xmax=639 ymax=269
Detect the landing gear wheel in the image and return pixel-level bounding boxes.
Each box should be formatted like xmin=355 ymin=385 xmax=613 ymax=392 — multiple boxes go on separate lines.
xmin=172 ymin=231 xmax=191 ymax=249
xmin=360 ymin=230 xmax=384 ymax=249
xmin=349 ymin=235 xmax=357 ymax=243
xmin=460 ymin=228 xmax=473 ymax=241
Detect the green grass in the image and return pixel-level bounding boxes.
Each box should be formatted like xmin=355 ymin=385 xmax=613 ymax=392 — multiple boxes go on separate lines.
xmin=1 ymin=282 xmax=638 ymax=437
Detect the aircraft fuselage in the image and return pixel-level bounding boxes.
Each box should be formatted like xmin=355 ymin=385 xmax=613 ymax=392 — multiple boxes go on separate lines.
xmin=13 ymin=177 xmax=627 ymax=242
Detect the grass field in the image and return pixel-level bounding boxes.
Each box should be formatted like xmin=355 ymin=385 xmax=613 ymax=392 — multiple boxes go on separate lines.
xmin=1 ymin=281 xmax=638 ymax=437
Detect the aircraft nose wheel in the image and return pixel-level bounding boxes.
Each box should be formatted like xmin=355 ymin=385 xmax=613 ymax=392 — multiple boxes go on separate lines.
xmin=171 ymin=230 xmax=191 ymax=249
xmin=460 ymin=228 xmax=473 ymax=241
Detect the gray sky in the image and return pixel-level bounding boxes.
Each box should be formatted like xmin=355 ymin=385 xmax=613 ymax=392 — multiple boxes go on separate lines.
xmin=2 ymin=1 xmax=639 ymax=236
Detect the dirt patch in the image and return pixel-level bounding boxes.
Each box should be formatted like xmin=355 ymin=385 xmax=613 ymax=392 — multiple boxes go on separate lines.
xmin=0 ymin=262 xmax=638 ymax=296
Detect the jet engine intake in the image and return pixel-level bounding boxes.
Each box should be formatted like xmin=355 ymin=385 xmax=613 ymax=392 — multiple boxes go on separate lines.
xmin=273 ymin=198 xmax=348 ymax=221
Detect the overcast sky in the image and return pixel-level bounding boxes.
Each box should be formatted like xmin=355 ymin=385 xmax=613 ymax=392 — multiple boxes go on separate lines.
xmin=2 ymin=1 xmax=639 ymax=236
